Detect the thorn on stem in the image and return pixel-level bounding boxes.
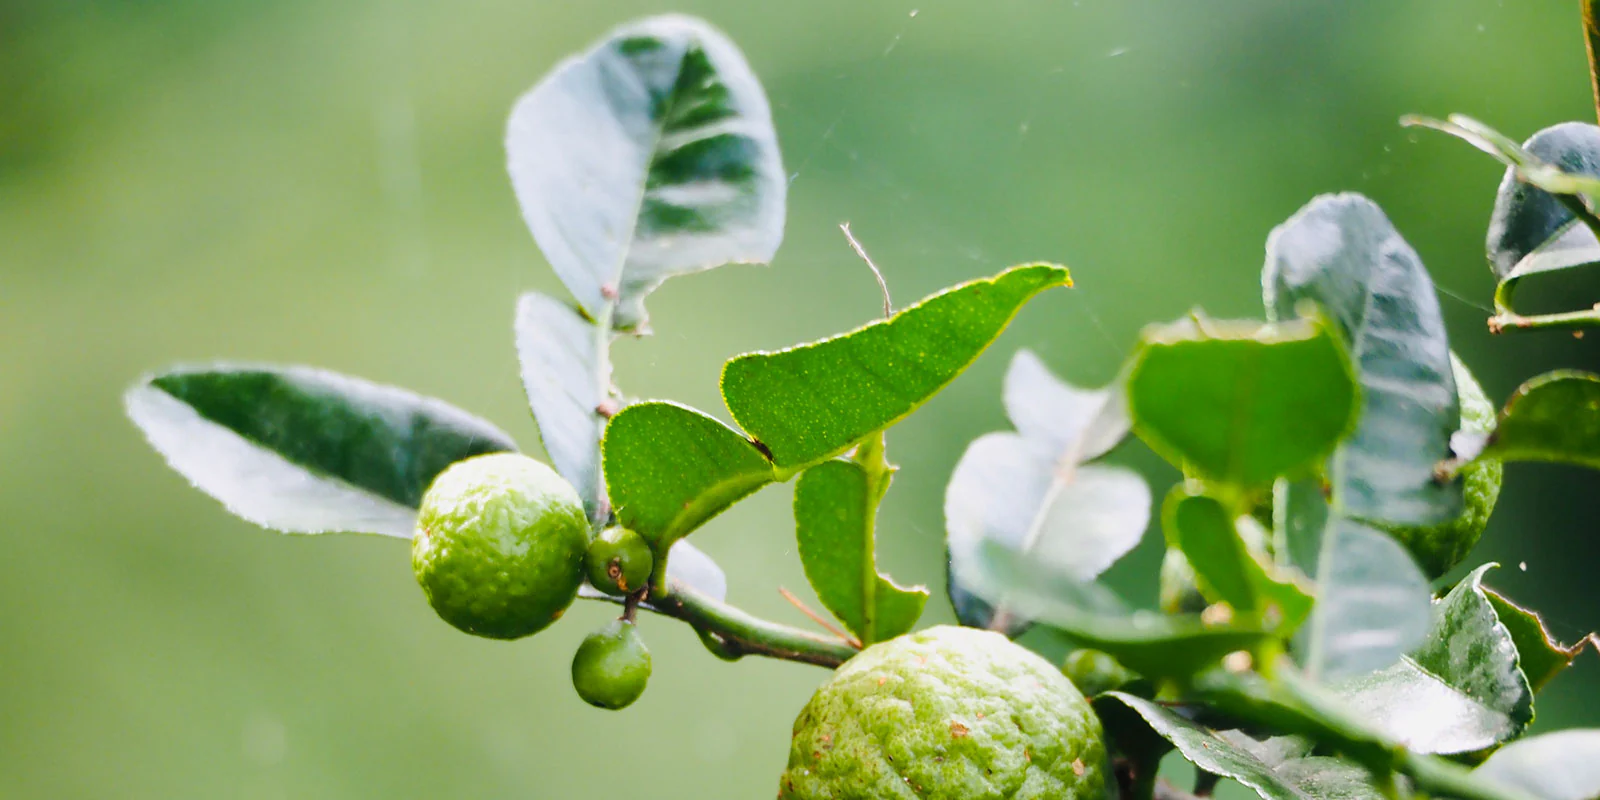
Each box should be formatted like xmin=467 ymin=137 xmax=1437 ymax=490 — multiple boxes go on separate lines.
xmin=778 ymin=586 xmax=862 ymax=648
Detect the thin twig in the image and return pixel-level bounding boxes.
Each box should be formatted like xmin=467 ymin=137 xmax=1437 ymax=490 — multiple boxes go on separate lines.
xmin=779 ymin=586 xmax=862 ymax=648
xmin=1585 ymin=0 xmax=1600 ymax=125
xmin=840 ymin=222 xmax=893 ymax=318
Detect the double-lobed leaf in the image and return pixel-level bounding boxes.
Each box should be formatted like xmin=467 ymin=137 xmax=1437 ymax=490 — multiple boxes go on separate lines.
xmin=944 ymin=349 xmax=1147 ymax=632
xmin=601 ymin=401 xmax=776 ymax=550
xmin=1264 ymin=192 xmax=1462 ymax=526
xmin=1332 ymin=564 xmax=1531 ymax=755
xmin=723 ymin=263 xmax=1072 ymax=468
xmin=1127 ymin=315 xmax=1359 ymax=488
xmin=793 ymin=458 xmax=927 ymax=644
xmin=126 ymin=365 xmax=518 ymax=537
xmin=506 ymin=14 xmax=786 ymax=332
xmin=515 ymin=291 xmax=614 ymax=522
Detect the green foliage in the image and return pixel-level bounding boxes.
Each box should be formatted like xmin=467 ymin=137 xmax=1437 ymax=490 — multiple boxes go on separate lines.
xmin=1162 ymin=490 xmax=1311 ymax=631
xmin=721 ymin=263 xmax=1071 ymax=468
xmin=1126 ymin=314 xmax=1359 ymax=488
xmin=1475 ymin=730 xmax=1600 ymax=800
xmin=1486 ymin=587 xmax=1592 ymax=693
xmin=793 ymin=456 xmax=927 ymax=645
xmin=1471 ymin=371 xmax=1600 ymax=470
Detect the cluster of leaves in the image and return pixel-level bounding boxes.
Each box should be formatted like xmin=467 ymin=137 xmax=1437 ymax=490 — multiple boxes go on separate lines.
xmin=122 ymin=11 xmax=1600 ymax=800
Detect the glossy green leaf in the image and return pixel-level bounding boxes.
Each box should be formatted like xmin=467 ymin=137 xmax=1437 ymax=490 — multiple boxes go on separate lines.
xmin=723 ymin=263 xmax=1072 ymax=468
xmin=1485 ymin=587 xmax=1593 ymax=693
xmin=601 ymin=401 xmax=775 ymax=550
xmin=1300 ymin=516 xmax=1432 ymax=683
xmin=793 ymin=459 xmax=927 ymax=644
xmin=1264 ymin=193 xmax=1462 ymax=526
xmin=125 ymin=365 xmax=518 ymax=537
xmin=1472 ymin=371 xmax=1600 ymax=471
xmin=1164 ymin=491 xmax=1312 ymax=631
xmin=1333 ymin=564 xmax=1529 ymax=755
xmin=1127 ymin=315 xmax=1360 ymax=487
xmin=1476 ymin=730 xmax=1600 ymax=800
xmin=1407 ymin=116 xmax=1600 ymax=315
xmin=515 ymin=291 xmax=614 ymax=523
xmin=1099 ymin=694 xmax=1384 ymax=800
xmin=507 ymin=15 xmax=786 ymax=331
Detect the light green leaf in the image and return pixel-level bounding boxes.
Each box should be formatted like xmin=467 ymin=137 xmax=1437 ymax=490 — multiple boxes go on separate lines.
xmin=1333 ymin=564 xmax=1530 ymax=755
xmin=1300 ymin=516 xmax=1432 ymax=682
xmin=793 ymin=459 xmax=927 ymax=644
xmin=1485 ymin=586 xmax=1594 ymax=693
xmin=125 ymin=365 xmax=517 ymax=537
xmin=507 ymin=15 xmax=786 ymax=331
xmin=1473 ymin=371 xmax=1600 ymax=471
xmin=601 ymin=401 xmax=775 ymax=550
xmin=1163 ymin=490 xmax=1312 ymax=631
xmin=1476 ymin=730 xmax=1600 ymax=800
xmin=515 ymin=291 xmax=614 ymax=523
xmin=1127 ymin=315 xmax=1360 ymax=487
xmin=1264 ymin=193 xmax=1462 ymax=526
xmin=722 ymin=263 xmax=1072 ymax=468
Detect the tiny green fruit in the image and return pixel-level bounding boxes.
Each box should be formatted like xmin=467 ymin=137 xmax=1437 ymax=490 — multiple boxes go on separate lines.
xmin=1061 ymin=649 xmax=1133 ymax=698
xmin=780 ymin=625 xmax=1108 ymax=800
xmin=585 ymin=527 xmax=654 ymax=596
xmin=572 ymin=619 xmax=652 ymax=710
xmin=411 ymin=452 xmax=590 ymax=640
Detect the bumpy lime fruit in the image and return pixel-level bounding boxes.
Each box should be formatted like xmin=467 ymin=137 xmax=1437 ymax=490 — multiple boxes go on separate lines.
xmin=571 ymin=619 xmax=652 ymax=710
xmin=1375 ymin=356 xmax=1503 ymax=578
xmin=780 ymin=625 xmax=1108 ymax=800
xmin=584 ymin=527 xmax=654 ymax=597
xmin=411 ymin=453 xmax=589 ymax=640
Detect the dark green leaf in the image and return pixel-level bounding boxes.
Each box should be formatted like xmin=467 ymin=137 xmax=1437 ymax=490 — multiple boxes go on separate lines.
xmin=1475 ymin=371 xmax=1600 ymax=471
xmin=1333 ymin=564 xmax=1529 ymax=755
xmin=1485 ymin=587 xmax=1593 ymax=693
xmin=125 ymin=366 xmax=517 ymax=537
xmin=1475 ymin=730 xmax=1600 ymax=800
xmin=1097 ymin=693 xmax=1308 ymax=800
xmin=944 ymin=555 xmax=1027 ymax=636
xmin=793 ymin=459 xmax=927 ymax=644
xmin=1264 ymin=193 xmax=1461 ymax=526
xmin=515 ymin=291 xmax=613 ymax=523
xmin=601 ymin=401 xmax=775 ymax=550
xmin=507 ymin=15 xmax=786 ymax=331
xmin=722 ymin=263 xmax=1072 ymax=468
xmin=1273 ymin=758 xmax=1387 ymax=800
xmin=1127 ymin=315 xmax=1360 ymax=487
xmin=1163 ymin=491 xmax=1312 ymax=631
xmin=1300 ymin=517 xmax=1432 ymax=682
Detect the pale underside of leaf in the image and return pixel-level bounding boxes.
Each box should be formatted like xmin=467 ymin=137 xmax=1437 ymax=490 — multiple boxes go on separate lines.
xmin=1475 ymin=729 xmax=1600 ymax=800
xmin=1003 ymin=348 xmax=1127 ymax=460
xmin=1300 ymin=517 xmax=1432 ymax=683
xmin=516 ymin=291 xmax=611 ymax=522
xmin=506 ymin=14 xmax=785 ymax=331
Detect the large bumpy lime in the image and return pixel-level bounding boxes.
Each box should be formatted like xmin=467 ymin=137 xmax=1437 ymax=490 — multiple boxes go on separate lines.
xmin=411 ymin=453 xmax=590 ymax=640
xmin=780 ymin=625 xmax=1109 ymax=800
xmin=1377 ymin=355 xmax=1503 ymax=578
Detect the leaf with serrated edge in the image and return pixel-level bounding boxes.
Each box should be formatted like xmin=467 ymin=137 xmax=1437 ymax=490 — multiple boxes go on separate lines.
xmin=126 ymin=365 xmax=517 ymax=537
xmin=515 ymin=291 xmax=612 ymax=523
xmin=1300 ymin=516 xmax=1432 ymax=682
xmin=1127 ymin=315 xmax=1360 ymax=487
xmin=1264 ymin=192 xmax=1461 ymax=526
xmin=601 ymin=401 xmax=774 ymax=550
xmin=794 ymin=459 xmax=926 ymax=644
xmin=1477 ymin=371 xmax=1600 ymax=471
xmin=1485 ymin=586 xmax=1593 ymax=693
xmin=507 ymin=15 xmax=786 ymax=331
xmin=1475 ymin=730 xmax=1600 ymax=800
xmin=722 ymin=263 xmax=1071 ymax=468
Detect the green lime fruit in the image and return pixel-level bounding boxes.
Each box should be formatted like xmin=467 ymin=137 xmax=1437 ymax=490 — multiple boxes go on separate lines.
xmin=571 ymin=619 xmax=652 ymax=710
xmin=780 ymin=625 xmax=1109 ymax=800
xmin=1374 ymin=355 xmax=1503 ymax=579
xmin=411 ymin=453 xmax=590 ymax=640
xmin=1061 ymin=649 xmax=1132 ymax=698
xmin=585 ymin=527 xmax=654 ymax=597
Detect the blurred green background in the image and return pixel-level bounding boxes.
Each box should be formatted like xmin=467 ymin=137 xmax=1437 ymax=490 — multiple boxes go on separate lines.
xmin=5 ymin=1 xmax=1600 ymax=797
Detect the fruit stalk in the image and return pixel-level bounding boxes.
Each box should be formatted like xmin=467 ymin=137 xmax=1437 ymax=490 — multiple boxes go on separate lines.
xmin=647 ymin=580 xmax=858 ymax=668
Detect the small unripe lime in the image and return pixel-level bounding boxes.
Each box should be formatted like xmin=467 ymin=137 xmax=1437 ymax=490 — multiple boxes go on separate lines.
xmin=584 ymin=527 xmax=654 ymax=596
xmin=571 ymin=619 xmax=652 ymax=710
xmin=1375 ymin=355 xmax=1504 ymax=578
xmin=1062 ymin=649 xmax=1132 ymax=697
xmin=780 ymin=625 xmax=1108 ymax=800
xmin=411 ymin=453 xmax=589 ymax=640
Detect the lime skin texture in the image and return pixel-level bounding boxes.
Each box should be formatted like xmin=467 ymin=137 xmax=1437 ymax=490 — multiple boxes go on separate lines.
xmin=572 ymin=619 xmax=652 ymax=710
xmin=781 ymin=625 xmax=1110 ymax=800
xmin=411 ymin=453 xmax=590 ymax=640
xmin=585 ymin=527 xmax=654 ymax=597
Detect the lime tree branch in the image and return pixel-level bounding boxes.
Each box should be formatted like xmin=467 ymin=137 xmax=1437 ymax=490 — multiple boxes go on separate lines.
xmin=1489 ymin=305 xmax=1600 ymax=334
xmin=1586 ymin=0 xmax=1600 ymax=125
xmin=644 ymin=580 xmax=859 ymax=668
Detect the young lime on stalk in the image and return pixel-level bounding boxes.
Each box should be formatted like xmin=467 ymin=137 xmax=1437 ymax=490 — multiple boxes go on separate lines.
xmin=572 ymin=619 xmax=652 ymax=710
xmin=780 ymin=626 xmax=1109 ymax=800
xmin=585 ymin=527 xmax=654 ymax=596
xmin=411 ymin=453 xmax=590 ymax=640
